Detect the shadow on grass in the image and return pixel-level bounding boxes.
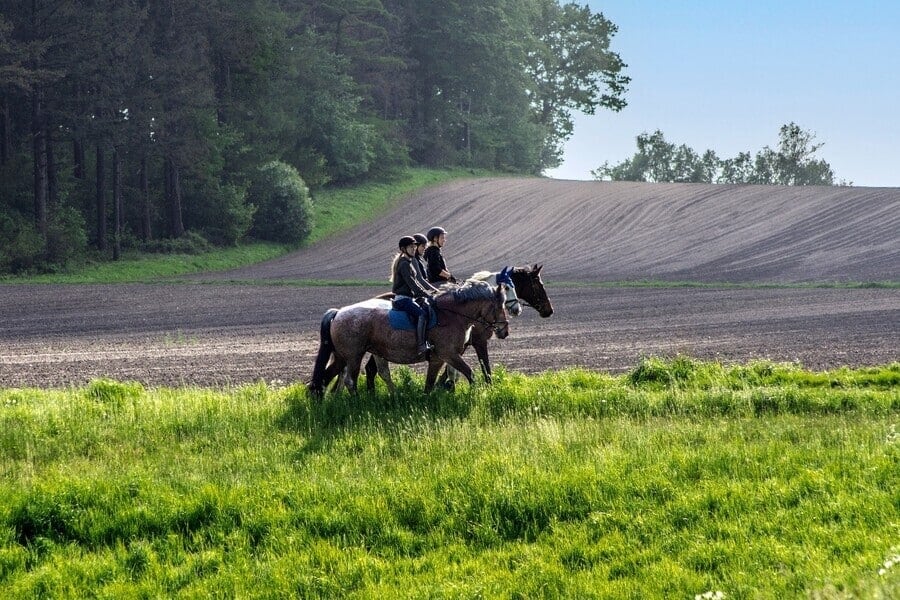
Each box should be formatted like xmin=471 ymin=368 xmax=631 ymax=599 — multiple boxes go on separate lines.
xmin=277 ymin=366 xmax=478 ymax=457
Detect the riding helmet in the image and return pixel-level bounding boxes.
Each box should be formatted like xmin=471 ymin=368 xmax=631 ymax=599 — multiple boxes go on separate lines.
xmin=426 ymin=226 xmax=447 ymax=242
xmin=412 ymin=233 xmax=428 ymax=245
xmin=398 ymin=235 xmax=417 ymax=249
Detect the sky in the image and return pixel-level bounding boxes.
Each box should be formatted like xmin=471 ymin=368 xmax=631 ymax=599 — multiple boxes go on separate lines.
xmin=544 ymin=1 xmax=900 ymax=187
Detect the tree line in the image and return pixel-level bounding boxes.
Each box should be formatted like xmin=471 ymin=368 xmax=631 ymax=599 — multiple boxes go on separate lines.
xmin=0 ymin=0 xmax=629 ymax=273
xmin=593 ymin=123 xmax=845 ymax=186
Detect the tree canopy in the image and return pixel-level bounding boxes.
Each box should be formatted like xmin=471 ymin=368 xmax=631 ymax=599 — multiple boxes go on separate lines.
xmin=592 ymin=123 xmax=842 ymax=186
xmin=0 ymin=0 xmax=628 ymax=273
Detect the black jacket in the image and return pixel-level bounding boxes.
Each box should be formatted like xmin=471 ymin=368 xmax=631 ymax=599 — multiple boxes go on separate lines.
xmin=424 ymin=245 xmax=449 ymax=284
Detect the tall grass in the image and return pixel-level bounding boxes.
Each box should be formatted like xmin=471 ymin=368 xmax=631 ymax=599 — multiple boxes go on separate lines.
xmin=1 ymin=358 xmax=898 ymax=598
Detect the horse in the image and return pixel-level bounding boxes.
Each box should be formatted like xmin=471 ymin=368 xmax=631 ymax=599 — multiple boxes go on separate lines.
xmin=308 ymin=280 xmax=510 ymax=395
xmin=357 ymin=264 xmax=553 ymax=394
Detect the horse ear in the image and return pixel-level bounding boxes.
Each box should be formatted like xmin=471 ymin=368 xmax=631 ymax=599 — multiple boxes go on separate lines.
xmin=535 ymin=264 xmax=543 ymax=274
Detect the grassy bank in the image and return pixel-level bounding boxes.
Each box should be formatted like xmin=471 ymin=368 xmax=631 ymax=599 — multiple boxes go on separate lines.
xmin=1 ymin=358 xmax=898 ymax=598
xmin=1 ymin=168 xmax=487 ymax=285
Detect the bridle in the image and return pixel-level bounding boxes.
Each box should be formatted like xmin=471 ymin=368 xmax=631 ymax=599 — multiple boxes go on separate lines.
xmin=436 ymin=289 xmax=510 ymax=337
xmin=510 ymin=272 xmax=551 ymax=315
xmin=504 ymin=283 xmax=522 ymax=316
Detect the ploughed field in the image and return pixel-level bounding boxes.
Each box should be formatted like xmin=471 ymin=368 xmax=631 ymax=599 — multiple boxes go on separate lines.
xmin=1 ymin=179 xmax=898 ymax=387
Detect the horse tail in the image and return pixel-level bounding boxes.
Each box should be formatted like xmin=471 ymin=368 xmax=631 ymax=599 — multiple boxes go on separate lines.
xmin=308 ymin=308 xmax=338 ymax=396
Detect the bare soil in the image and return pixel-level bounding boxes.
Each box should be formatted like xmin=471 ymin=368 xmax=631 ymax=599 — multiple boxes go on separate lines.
xmin=2 ymin=179 xmax=898 ymax=388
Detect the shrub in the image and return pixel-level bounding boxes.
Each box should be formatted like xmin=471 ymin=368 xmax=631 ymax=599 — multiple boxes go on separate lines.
xmin=195 ymin=182 xmax=255 ymax=246
xmin=44 ymin=205 xmax=88 ymax=269
xmin=248 ymin=161 xmax=313 ymax=245
xmin=140 ymin=230 xmax=211 ymax=254
xmin=0 ymin=211 xmax=43 ymax=274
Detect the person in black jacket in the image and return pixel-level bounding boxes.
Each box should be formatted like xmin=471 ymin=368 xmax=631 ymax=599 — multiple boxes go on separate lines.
xmin=412 ymin=233 xmax=440 ymax=291
xmin=424 ymin=226 xmax=455 ymax=285
xmin=390 ymin=236 xmax=435 ymax=356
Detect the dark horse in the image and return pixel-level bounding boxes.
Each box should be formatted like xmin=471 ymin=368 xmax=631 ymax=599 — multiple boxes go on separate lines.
xmin=362 ymin=264 xmax=553 ymax=392
xmin=308 ymin=280 xmax=510 ymax=395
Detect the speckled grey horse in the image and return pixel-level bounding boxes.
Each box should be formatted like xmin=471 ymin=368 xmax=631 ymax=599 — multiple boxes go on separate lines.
xmin=308 ymin=280 xmax=509 ymax=395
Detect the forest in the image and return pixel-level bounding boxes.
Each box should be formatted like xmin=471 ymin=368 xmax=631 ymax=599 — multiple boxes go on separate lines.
xmin=0 ymin=0 xmax=628 ymax=273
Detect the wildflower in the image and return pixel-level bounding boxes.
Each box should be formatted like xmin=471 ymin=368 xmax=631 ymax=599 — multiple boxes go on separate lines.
xmin=887 ymin=424 xmax=898 ymax=444
xmin=695 ymin=592 xmax=725 ymax=600
xmin=879 ymin=551 xmax=900 ymax=576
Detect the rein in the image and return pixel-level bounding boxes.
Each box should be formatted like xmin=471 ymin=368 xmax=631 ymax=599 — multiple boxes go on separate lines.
xmin=435 ymin=304 xmax=509 ymax=333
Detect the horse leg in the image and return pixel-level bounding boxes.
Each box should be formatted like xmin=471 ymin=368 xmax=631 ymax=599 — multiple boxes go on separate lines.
xmin=472 ymin=339 xmax=492 ymax=384
xmin=424 ymin=360 xmax=445 ymax=393
xmin=364 ymin=354 xmax=378 ymax=392
xmin=439 ymin=365 xmax=458 ymax=392
xmin=332 ymin=359 xmax=349 ymax=393
xmin=322 ymin=360 xmax=344 ymax=391
xmin=342 ymin=353 xmax=366 ymax=394
xmin=331 ymin=365 xmax=345 ymax=394
xmin=371 ymin=356 xmax=397 ymax=395
xmin=443 ymin=354 xmax=474 ymax=386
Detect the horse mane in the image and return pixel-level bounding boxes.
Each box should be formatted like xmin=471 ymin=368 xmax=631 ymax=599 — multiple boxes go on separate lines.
xmin=472 ymin=266 xmax=532 ymax=280
xmin=435 ymin=279 xmax=495 ymax=304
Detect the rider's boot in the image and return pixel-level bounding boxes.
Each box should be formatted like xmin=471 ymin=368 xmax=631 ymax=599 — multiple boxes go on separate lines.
xmin=416 ymin=314 xmax=432 ymax=358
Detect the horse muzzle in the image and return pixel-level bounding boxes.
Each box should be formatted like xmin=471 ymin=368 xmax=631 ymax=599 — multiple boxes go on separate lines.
xmin=493 ymin=320 xmax=510 ymax=339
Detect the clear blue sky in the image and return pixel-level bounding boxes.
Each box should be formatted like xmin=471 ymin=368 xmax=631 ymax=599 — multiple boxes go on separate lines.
xmin=545 ymin=1 xmax=900 ymax=187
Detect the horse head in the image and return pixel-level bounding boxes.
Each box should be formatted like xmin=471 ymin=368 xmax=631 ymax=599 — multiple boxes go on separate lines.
xmin=440 ymin=280 xmax=510 ymax=339
xmin=491 ymin=282 xmax=511 ymax=339
xmin=510 ymin=264 xmax=553 ymax=317
xmin=495 ymin=266 xmax=522 ymax=317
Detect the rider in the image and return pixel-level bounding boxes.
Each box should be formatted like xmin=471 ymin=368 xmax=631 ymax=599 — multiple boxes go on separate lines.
xmin=390 ymin=235 xmax=435 ymax=357
xmin=413 ymin=233 xmax=440 ymax=292
xmin=424 ymin=226 xmax=455 ymax=285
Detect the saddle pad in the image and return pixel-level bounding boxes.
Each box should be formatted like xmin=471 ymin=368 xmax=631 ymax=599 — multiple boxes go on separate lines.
xmin=388 ymin=308 xmax=438 ymax=331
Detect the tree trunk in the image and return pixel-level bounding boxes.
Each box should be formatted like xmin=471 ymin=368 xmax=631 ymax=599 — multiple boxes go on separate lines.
xmin=140 ymin=152 xmax=151 ymax=241
xmin=112 ymin=148 xmax=122 ymax=260
xmin=165 ymin=155 xmax=184 ymax=238
xmin=1 ymin=96 xmax=10 ymax=166
xmin=96 ymin=145 xmax=107 ymax=250
xmin=47 ymin=129 xmax=58 ymax=207
xmin=31 ymin=91 xmax=48 ymax=237
xmin=73 ymin=138 xmax=85 ymax=179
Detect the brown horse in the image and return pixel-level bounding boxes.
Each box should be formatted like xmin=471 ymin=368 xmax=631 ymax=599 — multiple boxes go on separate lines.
xmin=360 ymin=264 xmax=553 ymax=393
xmin=308 ymin=280 xmax=510 ymax=395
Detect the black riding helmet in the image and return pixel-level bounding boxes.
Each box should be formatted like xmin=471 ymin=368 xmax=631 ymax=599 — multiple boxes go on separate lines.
xmin=426 ymin=226 xmax=447 ymax=242
xmin=398 ymin=235 xmax=417 ymax=249
xmin=412 ymin=233 xmax=428 ymax=245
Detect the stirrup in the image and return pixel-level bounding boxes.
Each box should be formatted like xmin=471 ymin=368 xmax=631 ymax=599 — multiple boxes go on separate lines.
xmin=416 ymin=342 xmax=433 ymax=358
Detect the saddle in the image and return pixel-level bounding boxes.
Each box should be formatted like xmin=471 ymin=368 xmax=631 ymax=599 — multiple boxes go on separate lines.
xmin=355 ymin=297 xmax=438 ymax=331
xmin=388 ymin=305 xmax=438 ymax=331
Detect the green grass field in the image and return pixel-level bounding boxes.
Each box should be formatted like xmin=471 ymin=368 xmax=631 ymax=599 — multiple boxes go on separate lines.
xmin=2 ymin=358 xmax=898 ymax=598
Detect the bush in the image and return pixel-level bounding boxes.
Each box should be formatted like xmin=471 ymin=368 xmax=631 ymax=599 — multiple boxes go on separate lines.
xmin=248 ymin=161 xmax=313 ymax=245
xmin=140 ymin=230 xmax=212 ymax=254
xmin=0 ymin=211 xmax=44 ymax=274
xmin=187 ymin=181 xmax=255 ymax=246
xmin=44 ymin=205 xmax=88 ymax=269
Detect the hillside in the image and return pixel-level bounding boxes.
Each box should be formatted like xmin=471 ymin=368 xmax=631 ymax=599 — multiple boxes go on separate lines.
xmin=213 ymin=178 xmax=900 ymax=284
